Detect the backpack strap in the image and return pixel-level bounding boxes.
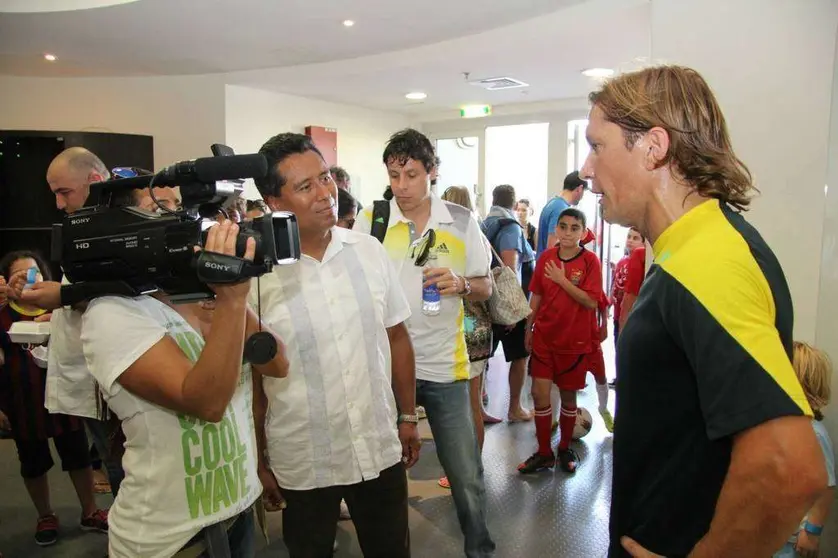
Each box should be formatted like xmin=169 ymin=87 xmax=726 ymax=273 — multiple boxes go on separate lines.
xmin=487 ymin=217 xmax=522 ymax=267
xmin=370 ymin=200 xmax=391 ymax=243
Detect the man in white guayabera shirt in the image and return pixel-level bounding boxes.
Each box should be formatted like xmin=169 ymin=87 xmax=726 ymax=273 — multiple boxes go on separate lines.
xmin=252 ymin=133 xmax=420 ymax=558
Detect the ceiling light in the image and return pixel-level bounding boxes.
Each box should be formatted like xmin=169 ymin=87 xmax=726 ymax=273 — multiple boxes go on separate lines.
xmin=405 ymin=92 xmax=427 ymax=100
xmin=582 ymin=68 xmax=614 ymax=78
xmin=44 ymin=53 xmax=57 ymax=62
xmin=342 ymin=19 xmax=355 ymax=27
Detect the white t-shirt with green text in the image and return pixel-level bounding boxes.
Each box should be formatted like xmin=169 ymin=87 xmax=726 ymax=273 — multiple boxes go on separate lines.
xmin=81 ymin=295 xmax=259 ymax=558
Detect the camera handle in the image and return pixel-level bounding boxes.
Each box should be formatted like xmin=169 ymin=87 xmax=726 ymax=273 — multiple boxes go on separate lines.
xmin=195 ymin=251 xmax=273 ymax=283
xmin=195 ymin=251 xmax=278 ymax=365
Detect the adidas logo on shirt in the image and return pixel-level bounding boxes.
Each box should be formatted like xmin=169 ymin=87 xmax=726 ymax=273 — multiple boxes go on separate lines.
xmin=436 ymin=242 xmax=450 ymax=254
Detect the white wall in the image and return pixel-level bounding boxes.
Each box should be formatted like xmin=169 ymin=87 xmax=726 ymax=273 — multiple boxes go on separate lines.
xmin=817 ymin=20 xmax=838 ymax=491
xmin=0 ymin=74 xmax=227 ymax=167
xmin=224 ymin=85 xmax=410 ymax=204
xmin=652 ymin=0 xmax=838 ymax=492
xmin=650 ymin=0 xmax=837 ymax=343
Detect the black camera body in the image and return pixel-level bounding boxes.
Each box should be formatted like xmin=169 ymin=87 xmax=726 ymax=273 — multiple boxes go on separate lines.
xmin=52 ymin=153 xmax=301 ymax=302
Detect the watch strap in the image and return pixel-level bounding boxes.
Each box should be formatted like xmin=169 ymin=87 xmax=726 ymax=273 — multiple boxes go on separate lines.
xmin=803 ymin=520 xmax=823 ymax=536
xmin=459 ymin=277 xmax=471 ymax=296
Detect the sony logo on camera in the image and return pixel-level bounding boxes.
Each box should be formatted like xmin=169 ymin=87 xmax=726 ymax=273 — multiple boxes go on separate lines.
xmin=203 ymin=261 xmax=233 ymax=272
xmin=70 ymin=217 xmax=91 ymax=225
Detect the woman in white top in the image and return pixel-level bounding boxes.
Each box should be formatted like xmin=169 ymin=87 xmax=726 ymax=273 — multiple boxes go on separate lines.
xmin=79 ymin=221 xmax=289 ymax=558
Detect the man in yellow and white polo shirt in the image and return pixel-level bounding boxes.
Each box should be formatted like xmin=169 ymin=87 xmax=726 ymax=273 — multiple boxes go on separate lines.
xmin=355 ymin=128 xmax=495 ymax=558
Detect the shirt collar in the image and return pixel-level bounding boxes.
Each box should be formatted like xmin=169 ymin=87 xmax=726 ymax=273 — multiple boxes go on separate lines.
xmin=311 ymin=226 xmax=361 ymax=264
xmin=332 ymin=225 xmax=362 ymax=244
xmin=388 ymin=193 xmax=453 ymax=228
xmin=653 ymin=199 xmax=717 ymax=263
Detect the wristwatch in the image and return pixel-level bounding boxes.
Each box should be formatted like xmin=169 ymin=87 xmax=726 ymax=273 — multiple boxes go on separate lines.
xmin=803 ymin=520 xmax=823 ymax=536
xmin=458 ymin=277 xmax=472 ymax=297
xmin=398 ymin=413 xmax=420 ymax=424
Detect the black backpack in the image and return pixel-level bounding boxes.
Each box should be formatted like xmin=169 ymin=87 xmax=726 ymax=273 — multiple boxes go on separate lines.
xmin=370 ymin=200 xmax=391 ymax=243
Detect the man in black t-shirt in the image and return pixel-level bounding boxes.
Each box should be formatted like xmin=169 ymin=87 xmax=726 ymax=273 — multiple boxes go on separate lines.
xmin=580 ymin=66 xmax=828 ymax=557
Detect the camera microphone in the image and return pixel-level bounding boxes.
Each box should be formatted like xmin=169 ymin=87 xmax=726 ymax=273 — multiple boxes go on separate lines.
xmin=154 ymin=154 xmax=268 ymax=185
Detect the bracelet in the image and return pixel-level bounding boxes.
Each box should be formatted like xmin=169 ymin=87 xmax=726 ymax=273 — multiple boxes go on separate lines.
xmin=803 ymin=520 xmax=823 ymax=536
xmin=398 ymin=413 xmax=419 ymax=424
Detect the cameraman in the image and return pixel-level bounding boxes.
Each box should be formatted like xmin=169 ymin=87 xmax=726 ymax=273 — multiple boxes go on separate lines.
xmin=86 ymin=221 xmax=288 ymax=558
xmin=25 ymin=221 xmax=287 ymax=557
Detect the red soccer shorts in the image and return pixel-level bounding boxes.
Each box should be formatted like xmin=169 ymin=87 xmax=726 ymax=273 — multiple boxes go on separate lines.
xmin=530 ymin=345 xmax=605 ymax=390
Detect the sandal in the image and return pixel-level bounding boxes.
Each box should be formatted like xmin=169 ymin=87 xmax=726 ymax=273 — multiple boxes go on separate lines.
xmin=557 ymin=448 xmax=579 ymax=473
xmin=438 ymin=476 xmax=451 ymax=489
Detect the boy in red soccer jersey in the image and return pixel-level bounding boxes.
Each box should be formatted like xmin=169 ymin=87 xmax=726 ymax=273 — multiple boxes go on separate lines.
xmin=519 ymin=208 xmax=602 ymax=474
xmin=550 ymin=262 xmax=613 ymax=434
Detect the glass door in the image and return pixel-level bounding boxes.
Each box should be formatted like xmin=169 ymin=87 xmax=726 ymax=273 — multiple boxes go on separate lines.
xmin=435 ymin=136 xmax=481 ymax=213
xmin=485 ymin=123 xmax=550 ymax=219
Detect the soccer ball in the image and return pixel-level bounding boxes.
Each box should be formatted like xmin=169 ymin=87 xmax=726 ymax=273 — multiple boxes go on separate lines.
xmin=573 ymin=407 xmax=593 ymax=440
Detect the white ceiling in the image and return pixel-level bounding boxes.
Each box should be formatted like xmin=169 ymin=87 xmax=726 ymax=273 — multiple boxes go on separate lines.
xmin=0 ymin=0 xmax=143 ymax=13
xmin=227 ymin=0 xmax=652 ymax=115
xmin=0 ymin=0 xmax=653 ymax=116
xmin=0 ymin=0 xmax=582 ymax=76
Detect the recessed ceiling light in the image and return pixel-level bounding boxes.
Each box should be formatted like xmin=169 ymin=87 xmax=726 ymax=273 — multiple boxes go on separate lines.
xmin=582 ymin=68 xmax=614 ymax=78
xmin=342 ymin=19 xmax=355 ymax=27
xmin=44 ymin=53 xmax=57 ymax=61
xmin=405 ymin=92 xmax=427 ymax=100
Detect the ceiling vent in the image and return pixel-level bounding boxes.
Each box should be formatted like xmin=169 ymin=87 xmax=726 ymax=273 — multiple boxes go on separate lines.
xmin=470 ymin=76 xmax=529 ymax=91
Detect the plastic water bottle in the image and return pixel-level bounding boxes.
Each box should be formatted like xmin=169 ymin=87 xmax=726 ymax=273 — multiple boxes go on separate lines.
xmin=422 ymin=252 xmax=441 ymax=316
xmin=23 ymin=267 xmax=40 ymax=290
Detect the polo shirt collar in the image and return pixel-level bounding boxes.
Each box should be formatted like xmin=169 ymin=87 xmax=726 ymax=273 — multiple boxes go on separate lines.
xmin=388 ymin=193 xmax=453 ymax=229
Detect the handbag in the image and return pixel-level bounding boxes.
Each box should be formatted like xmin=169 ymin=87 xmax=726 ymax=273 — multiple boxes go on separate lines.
xmin=486 ymin=241 xmax=531 ymax=326
xmin=464 ymin=299 xmax=493 ymax=362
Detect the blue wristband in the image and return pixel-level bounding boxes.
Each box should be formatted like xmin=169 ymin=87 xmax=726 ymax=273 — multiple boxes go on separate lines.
xmin=803 ymin=520 xmax=823 ymax=536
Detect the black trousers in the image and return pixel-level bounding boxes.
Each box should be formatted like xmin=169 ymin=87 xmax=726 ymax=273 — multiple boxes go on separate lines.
xmin=279 ymin=462 xmax=409 ymax=558
xmin=14 ymin=428 xmax=90 ymax=479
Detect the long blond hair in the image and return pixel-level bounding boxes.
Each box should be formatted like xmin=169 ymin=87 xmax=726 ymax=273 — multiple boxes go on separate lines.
xmin=589 ymin=65 xmax=756 ymax=211
xmin=792 ymin=341 xmax=832 ymax=420
xmin=441 ymin=185 xmax=474 ymax=211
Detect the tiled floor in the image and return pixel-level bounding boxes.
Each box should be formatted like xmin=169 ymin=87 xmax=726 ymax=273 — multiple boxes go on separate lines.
xmin=1 ymin=345 xmax=836 ymax=557
xmin=260 ymin=346 xmax=617 ymax=558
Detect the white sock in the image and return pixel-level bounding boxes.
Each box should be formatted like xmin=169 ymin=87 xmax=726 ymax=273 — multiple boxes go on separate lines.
xmin=596 ymin=382 xmax=609 ymax=413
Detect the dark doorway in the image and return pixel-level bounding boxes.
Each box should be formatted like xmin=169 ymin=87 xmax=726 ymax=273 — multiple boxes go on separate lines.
xmin=0 ymin=131 xmax=153 ymax=275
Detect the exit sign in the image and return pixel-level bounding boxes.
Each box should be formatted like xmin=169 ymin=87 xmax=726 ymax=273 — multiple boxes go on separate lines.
xmin=460 ymin=105 xmax=492 ymax=118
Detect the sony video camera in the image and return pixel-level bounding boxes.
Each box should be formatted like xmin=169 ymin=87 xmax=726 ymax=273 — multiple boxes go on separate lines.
xmin=52 ymin=152 xmax=300 ymax=302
